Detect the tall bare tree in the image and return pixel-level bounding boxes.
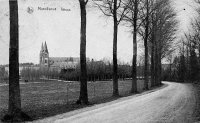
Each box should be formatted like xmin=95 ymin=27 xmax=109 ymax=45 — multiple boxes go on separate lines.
xmin=2 ymin=0 xmax=30 ymax=122
xmin=112 ymin=0 xmax=119 ymax=96
xmin=123 ymin=0 xmax=140 ymax=93
xmin=93 ymin=0 xmax=129 ymax=96
xmin=150 ymin=0 xmax=178 ymax=86
xmin=144 ymin=0 xmax=150 ymax=90
xmin=131 ymin=0 xmax=139 ymax=93
xmin=150 ymin=11 xmax=156 ymax=87
xmin=8 ymin=0 xmax=21 ymax=119
xmin=137 ymin=0 xmax=151 ymax=90
xmin=77 ymin=0 xmax=89 ymax=104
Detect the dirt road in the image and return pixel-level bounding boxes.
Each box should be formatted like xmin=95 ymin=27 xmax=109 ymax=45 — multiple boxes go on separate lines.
xmin=35 ymin=82 xmax=198 ymax=123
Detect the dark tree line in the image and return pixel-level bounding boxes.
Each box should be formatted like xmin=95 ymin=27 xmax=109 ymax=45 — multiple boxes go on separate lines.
xmin=0 ymin=67 xmax=8 ymax=82
xmin=60 ymin=60 xmax=135 ymax=81
xmin=20 ymin=60 xmax=145 ymax=82
xmin=162 ymin=0 xmax=200 ymax=82
xmin=21 ymin=67 xmax=60 ymax=81
xmin=163 ymin=41 xmax=200 ymax=82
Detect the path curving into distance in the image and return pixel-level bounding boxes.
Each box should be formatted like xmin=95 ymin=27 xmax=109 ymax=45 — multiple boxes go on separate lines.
xmin=35 ymin=82 xmax=198 ymax=123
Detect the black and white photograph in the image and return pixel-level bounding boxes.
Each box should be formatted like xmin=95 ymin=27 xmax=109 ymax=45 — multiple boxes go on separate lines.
xmin=0 ymin=0 xmax=200 ymax=122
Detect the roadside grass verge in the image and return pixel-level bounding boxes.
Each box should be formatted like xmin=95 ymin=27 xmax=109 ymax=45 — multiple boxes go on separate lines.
xmin=0 ymin=80 xmax=161 ymax=121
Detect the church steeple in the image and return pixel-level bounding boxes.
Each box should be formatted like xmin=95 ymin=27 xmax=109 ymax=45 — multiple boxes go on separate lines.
xmin=40 ymin=42 xmax=44 ymax=53
xmin=40 ymin=42 xmax=49 ymax=67
xmin=44 ymin=41 xmax=48 ymax=53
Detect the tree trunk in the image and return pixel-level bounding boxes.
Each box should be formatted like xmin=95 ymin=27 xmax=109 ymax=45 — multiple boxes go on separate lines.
xmin=155 ymin=33 xmax=159 ymax=86
xmin=144 ymin=0 xmax=149 ymax=90
xmin=198 ymin=44 xmax=200 ymax=63
xmin=112 ymin=0 xmax=119 ymax=96
xmin=151 ymin=32 xmax=155 ymax=87
xmin=186 ymin=43 xmax=189 ymax=80
xmin=157 ymin=29 xmax=162 ymax=85
xmin=169 ymin=59 xmax=172 ymax=81
xmin=77 ymin=0 xmax=88 ymax=104
xmin=158 ymin=47 xmax=162 ymax=85
xmin=8 ymin=0 xmax=21 ymax=118
xmin=131 ymin=0 xmax=138 ymax=93
xmin=2 ymin=1 xmax=31 ymax=122
xmin=151 ymin=12 xmax=155 ymax=87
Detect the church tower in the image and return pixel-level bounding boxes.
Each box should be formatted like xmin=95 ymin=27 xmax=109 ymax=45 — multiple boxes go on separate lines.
xmin=40 ymin=41 xmax=49 ymax=67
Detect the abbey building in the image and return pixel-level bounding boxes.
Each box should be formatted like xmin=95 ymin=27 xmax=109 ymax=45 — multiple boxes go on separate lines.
xmin=39 ymin=42 xmax=81 ymax=70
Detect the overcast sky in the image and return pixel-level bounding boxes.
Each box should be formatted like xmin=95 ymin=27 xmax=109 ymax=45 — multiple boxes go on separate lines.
xmin=0 ymin=0 xmax=198 ymax=65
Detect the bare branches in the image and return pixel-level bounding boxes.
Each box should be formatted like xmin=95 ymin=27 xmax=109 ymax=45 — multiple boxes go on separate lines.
xmin=117 ymin=1 xmax=131 ymax=25
xmin=94 ymin=2 xmax=113 ymax=16
xmin=92 ymin=0 xmax=114 ymax=16
xmin=183 ymin=14 xmax=200 ymax=48
xmin=93 ymin=0 xmax=130 ymax=25
xmin=117 ymin=0 xmax=122 ymax=9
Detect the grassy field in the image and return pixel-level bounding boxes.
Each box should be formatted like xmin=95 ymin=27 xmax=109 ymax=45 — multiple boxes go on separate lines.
xmin=0 ymin=80 xmax=145 ymax=121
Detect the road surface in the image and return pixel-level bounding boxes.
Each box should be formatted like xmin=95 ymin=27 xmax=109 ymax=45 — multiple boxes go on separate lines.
xmin=35 ymin=82 xmax=198 ymax=123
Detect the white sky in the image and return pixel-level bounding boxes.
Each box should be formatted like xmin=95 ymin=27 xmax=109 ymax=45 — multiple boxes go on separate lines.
xmin=0 ymin=0 xmax=198 ymax=65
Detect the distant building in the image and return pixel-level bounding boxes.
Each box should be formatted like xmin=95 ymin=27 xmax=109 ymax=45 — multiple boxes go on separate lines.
xmin=39 ymin=42 xmax=89 ymax=70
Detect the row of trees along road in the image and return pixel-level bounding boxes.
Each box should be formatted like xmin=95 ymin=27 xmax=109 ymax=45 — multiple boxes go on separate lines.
xmin=92 ymin=0 xmax=177 ymax=94
xmin=3 ymin=0 xmax=178 ymax=121
xmin=163 ymin=1 xmax=200 ymax=82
